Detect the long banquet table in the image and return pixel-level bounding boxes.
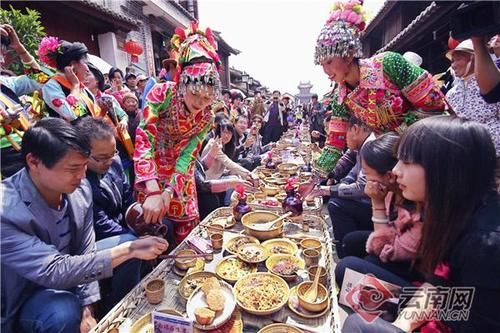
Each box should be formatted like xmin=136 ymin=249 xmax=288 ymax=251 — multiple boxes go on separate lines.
xmin=91 ymin=206 xmax=340 ymax=333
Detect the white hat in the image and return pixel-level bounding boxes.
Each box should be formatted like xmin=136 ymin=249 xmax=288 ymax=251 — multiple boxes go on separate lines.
xmin=403 ymin=51 xmax=423 ymax=67
xmin=446 ymin=39 xmax=474 ymax=60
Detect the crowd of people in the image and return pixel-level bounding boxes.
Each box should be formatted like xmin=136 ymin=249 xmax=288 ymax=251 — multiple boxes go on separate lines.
xmin=1 ymin=0 xmax=499 ymax=332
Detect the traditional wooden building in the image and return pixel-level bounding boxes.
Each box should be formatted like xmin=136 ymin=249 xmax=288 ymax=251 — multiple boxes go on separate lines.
xmin=2 ymin=0 xmax=238 ymax=78
xmin=361 ymin=1 xmax=459 ymax=74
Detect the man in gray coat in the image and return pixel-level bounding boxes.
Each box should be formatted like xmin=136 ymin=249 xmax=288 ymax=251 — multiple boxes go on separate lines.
xmin=1 ymin=118 xmax=168 ymax=333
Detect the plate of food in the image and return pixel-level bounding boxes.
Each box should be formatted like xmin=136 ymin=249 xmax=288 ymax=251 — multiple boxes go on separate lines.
xmin=262 ymin=238 xmax=298 ymax=255
xmin=224 ymin=235 xmax=260 ymax=255
xmin=265 ymin=254 xmax=305 ymax=281
xmin=257 ymin=323 xmax=304 ymax=333
xmin=130 ymin=309 xmax=184 ymax=333
xmin=236 ymin=243 xmax=269 ymax=264
xmin=234 ymin=272 xmax=290 ymax=315
xmin=253 ymin=199 xmax=281 ymax=207
xmin=210 ymin=216 xmax=236 ymax=230
xmin=186 ymin=278 xmax=236 ymax=330
xmin=178 ymin=271 xmax=218 ymax=301
xmin=215 ymin=256 xmax=258 ymax=283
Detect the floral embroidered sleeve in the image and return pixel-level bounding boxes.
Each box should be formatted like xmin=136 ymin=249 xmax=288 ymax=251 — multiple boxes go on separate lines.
xmin=42 ymin=79 xmax=86 ymax=121
xmin=133 ymin=82 xmax=174 ymax=184
xmin=383 ymin=52 xmax=445 ymax=112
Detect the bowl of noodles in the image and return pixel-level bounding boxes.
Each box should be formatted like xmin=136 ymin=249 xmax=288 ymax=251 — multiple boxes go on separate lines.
xmin=233 ymin=272 xmax=290 ymax=315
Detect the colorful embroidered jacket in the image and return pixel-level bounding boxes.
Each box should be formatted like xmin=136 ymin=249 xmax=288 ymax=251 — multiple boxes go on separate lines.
xmin=134 ymin=82 xmax=214 ymax=225
xmin=314 ymin=52 xmax=445 ymax=176
xmin=338 ymin=51 xmax=445 ymax=133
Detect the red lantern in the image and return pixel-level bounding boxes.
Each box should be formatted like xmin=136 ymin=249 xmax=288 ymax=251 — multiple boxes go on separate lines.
xmin=448 ymin=36 xmax=460 ymax=50
xmin=124 ymin=39 xmax=144 ymax=63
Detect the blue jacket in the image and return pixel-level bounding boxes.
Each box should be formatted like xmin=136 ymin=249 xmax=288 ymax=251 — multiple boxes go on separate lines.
xmin=86 ymin=157 xmax=134 ymax=240
xmin=1 ymin=169 xmax=113 ymax=332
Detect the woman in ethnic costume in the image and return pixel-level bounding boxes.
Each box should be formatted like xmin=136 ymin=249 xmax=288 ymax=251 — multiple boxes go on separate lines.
xmin=312 ymin=0 xmax=446 ymax=176
xmin=39 ymin=37 xmax=101 ymax=123
xmin=134 ymin=22 xmax=221 ymax=244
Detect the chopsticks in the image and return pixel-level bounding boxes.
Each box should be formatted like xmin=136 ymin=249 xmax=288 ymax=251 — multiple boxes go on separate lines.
xmin=199 ymin=223 xmax=242 ymax=235
xmin=157 ymin=253 xmax=212 ymax=260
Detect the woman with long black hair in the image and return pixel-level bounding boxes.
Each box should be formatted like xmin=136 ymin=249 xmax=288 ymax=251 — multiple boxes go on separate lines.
xmin=340 ymin=116 xmax=500 ymax=333
xmin=201 ymin=119 xmax=252 ymax=181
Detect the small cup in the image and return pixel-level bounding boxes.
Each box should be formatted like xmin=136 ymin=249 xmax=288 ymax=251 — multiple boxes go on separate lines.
xmin=303 ymin=248 xmax=321 ymax=266
xmin=308 ymin=265 xmax=328 ymax=286
xmin=145 ymin=278 xmax=165 ymax=304
xmin=208 ymin=223 xmax=224 ymax=237
xmin=210 ymin=233 xmax=224 ymax=250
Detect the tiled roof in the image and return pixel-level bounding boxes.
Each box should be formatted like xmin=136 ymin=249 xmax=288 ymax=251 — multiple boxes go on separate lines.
xmin=377 ymin=1 xmax=438 ymax=53
xmin=79 ymin=0 xmax=141 ymax=28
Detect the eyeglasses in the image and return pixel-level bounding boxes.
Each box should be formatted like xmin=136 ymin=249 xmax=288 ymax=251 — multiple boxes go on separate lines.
xmin=90 ymin=150 xmax=118 ymax=163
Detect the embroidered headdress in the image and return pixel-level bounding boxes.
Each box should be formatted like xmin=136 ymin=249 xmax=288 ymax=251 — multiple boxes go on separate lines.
xmin=171 ymin=21 xmax=221 ymax=97
xmin=314 ymin=0 xmax=367 ymax=65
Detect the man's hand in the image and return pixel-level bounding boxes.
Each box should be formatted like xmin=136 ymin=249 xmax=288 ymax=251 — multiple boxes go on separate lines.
xmin=80 ymin=306 xmax=97 ymax=333
xmin=129 ymin=236 xmax=169 ymax=260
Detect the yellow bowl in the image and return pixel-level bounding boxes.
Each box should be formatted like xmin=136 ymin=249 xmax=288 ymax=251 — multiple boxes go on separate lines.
xmin=296 ymin=281 xmax=329 ymax=312
xmin=265 ymin=254 xmax=305 ymax=282
xmin=277 ymin=163 xmax=299 ymax=176
xmin=307 ymin=265 xmax=328 ymax=286
xmin=300 ymin=238 xmax=322 ymax=252
xmin=224 ymin=235 xmax=260 ymax=255
xmin=263 ymin=186 xmax=280 ymax=197
xmin=174 ymin=249 xmax=198 ymax=270
xmin=256 ymin=166 xmax=274 ymax=177
xmin=275 ymin=192 xmax=287 ymax=203
xmin=241 ymin=211 xmax=283 ymax=240
xmin=262 ymin=238 xmax=298 ymax=255
xmin=258 ymin=324 xmax=304 ymax=333
xmin=253 ymin=191 xmax=267 ymax=200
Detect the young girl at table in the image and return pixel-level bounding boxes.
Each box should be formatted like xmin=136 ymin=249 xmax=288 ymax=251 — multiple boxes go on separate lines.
xmin=339 ymin=116 xmax=500 ymax=333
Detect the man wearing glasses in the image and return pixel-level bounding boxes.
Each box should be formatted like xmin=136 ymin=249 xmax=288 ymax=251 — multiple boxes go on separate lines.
xmin=1 ymin=118 xmax=168 ymax=333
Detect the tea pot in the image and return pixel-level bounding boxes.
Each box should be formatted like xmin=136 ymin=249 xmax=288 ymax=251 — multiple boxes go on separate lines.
xmin=125 ymin=202 xmax=168 ymax=237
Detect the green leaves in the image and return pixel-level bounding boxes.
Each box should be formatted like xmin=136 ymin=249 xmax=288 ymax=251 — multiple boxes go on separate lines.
xmin=0 ymin=5 xmax=46 ymax=75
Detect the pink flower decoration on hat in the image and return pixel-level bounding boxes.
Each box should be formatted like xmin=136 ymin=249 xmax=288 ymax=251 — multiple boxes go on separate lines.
xmin=38 ymin=36 xmax=61 ymax=68
xmin=328 ymin=0 xmax=367 ymax=31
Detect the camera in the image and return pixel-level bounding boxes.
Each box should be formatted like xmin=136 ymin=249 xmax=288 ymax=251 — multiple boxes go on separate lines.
xmin=450 ymin=1 xmax=500 ymax=40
